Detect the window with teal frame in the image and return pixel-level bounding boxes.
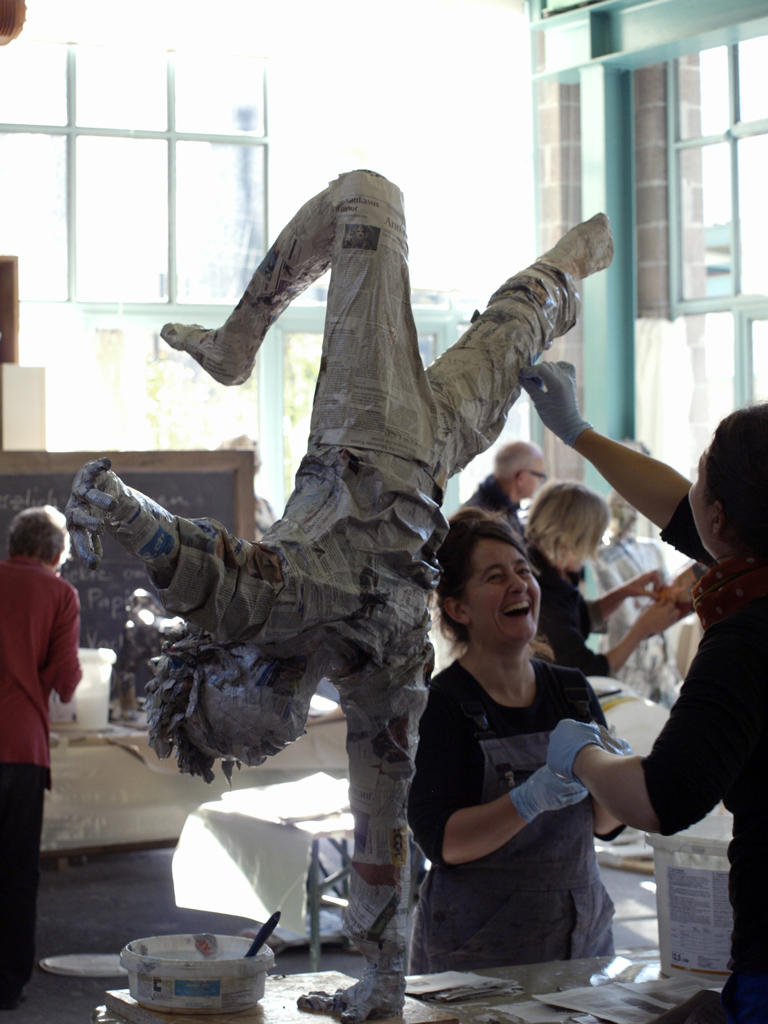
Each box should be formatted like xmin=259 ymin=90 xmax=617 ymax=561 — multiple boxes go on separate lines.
xmin=670 ymin=36 xmax=768 ymax=412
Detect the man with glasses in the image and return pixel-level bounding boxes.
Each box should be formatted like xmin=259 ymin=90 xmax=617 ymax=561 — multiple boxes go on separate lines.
xmin=463 ymin=440 xmax=547 ymax=538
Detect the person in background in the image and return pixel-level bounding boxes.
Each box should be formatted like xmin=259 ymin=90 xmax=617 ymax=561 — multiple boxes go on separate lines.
xmin=0 ymin=506 xmax=81 ymax=1011
xmin=217 ymin=434 xmax=276 ymax=540
xmin=521 ymin=359 xmax=768 ymax=1024
xmin=408 ymin=507 xmax=623 ymax=973
xmin=463 ymin=440 xmax=546 ymax=538
xmin=594 ymin=485 xmax=703 ymax=705
xmin=524 ymin=480 xmax=684 ymax=679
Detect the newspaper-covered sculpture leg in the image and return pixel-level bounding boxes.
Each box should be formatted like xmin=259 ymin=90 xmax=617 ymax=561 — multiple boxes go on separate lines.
xmin=65 ymin=170 xmax=613 ymax=1023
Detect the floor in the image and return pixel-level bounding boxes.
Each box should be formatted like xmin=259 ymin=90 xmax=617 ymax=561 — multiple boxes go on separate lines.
xmin=13 ymin=845 xmax=659 ymax=1024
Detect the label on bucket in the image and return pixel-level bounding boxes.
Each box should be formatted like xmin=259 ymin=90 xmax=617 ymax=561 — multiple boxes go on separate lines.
xmin=667 ymin=865 xmax=732 ymax=973
xmin=173 ymin=979 xmax=222 ymax=997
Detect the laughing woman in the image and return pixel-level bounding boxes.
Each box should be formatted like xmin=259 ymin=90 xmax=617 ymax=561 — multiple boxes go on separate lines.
xmin=407 ymin=508 xmax=622 ymax=972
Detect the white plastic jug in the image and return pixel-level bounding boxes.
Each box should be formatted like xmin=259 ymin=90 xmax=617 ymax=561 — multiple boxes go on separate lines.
xmin=74 ymin=648 xmax=116 ymax=729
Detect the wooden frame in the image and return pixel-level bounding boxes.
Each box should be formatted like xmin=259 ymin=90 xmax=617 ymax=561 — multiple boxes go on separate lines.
xmin=0 ymin=449 xmax=256 ymax=538
xmin=0 ymin=255 xmax=19 ymax=364
xmin=0 ymin=450 xmax=257 ymax=650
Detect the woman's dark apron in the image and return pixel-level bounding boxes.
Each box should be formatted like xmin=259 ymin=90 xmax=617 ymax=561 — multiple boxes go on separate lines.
xmin=409 ymin=694 xmax=615 ymax=971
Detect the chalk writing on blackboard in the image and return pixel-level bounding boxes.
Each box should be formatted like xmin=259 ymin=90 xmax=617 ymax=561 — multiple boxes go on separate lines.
xmin=0 ymin=451 xmax=255 ymax=652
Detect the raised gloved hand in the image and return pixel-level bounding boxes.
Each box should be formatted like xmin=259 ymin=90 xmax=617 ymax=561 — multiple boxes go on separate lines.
xmin=519 ymin=360 xmax=592 ymax=446
xmin=509 ymin=764 xmax=588 ymax=822
xmin=546 ymin=719 xmax=604 ymax=781
xmin=66 ymin=457 xmax=179 ymax=570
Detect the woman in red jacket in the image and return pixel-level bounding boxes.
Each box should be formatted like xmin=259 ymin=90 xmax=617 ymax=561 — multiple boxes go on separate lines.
xmin=0 ymin=506 xmax=81 ymax=1011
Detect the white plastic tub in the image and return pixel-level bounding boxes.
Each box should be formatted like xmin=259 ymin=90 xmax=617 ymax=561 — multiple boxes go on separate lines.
xmin=120 ymin=934 xmax=274 ymax=1014
xmin=75 ymin=647 xmax=116 ymax=729
xmin=647 ymin=813 xmax=733 ymax=980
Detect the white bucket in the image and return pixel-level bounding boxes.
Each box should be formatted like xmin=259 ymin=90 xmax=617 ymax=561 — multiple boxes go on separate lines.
xmin=75 ymin=648 xmax=116 ymax=729
xmin=647 ymin=813 xmax=734 ymax=980
xmin=120 ymin=934 xmax=274 ymax=1014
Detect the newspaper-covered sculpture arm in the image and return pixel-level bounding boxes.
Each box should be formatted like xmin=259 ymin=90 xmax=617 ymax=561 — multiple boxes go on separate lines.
xmin=66 ymin=169 xmax=613 ymax=1024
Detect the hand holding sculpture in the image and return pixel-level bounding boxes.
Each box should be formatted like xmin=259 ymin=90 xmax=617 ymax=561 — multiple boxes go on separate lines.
xmin=519 ymin=359 xmax=593 ymax=447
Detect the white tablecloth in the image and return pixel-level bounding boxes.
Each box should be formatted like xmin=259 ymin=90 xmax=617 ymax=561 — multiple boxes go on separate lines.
xmin=172 ymin=772 xmax=353 ymax=934
xmin=44 ymin=707 xmax=347 ymax=853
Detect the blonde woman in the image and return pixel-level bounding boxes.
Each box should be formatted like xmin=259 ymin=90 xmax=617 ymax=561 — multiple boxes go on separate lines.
xmin=524 ymin=481 xmax=682 ymax=677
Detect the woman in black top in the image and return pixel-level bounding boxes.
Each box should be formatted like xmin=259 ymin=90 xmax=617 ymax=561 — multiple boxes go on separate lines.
xmin=408 ymin=508 xmax=623 ymax=972
xmin=524 ymin=480 xmax=682 ymax=678
xmin=521 ymin=359 xmax=768 ymax=1024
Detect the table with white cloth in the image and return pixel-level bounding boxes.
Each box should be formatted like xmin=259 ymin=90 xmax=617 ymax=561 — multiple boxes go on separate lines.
xmin=44 ymin=704 xmax=347 ymax=854
xmin=171 ymin=772 xmax=354 ymax=966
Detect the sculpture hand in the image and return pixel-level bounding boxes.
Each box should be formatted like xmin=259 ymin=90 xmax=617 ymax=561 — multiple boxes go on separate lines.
xmin=65 ymin=457 xmax=122 ymax=568
xmin=66 ymin=457 xmax=179 ymax=570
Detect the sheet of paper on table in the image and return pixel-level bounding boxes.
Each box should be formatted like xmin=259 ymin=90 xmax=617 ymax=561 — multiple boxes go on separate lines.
xmin=533 ymin=972 xmax=721 ymax=1024
xmin=464 ymin=997 xmax=598 ymax=1022
xmin=217 ymin=770 xmax=353 ymax=829
xmin=405 ymin=970 xmax=521 ymax=1001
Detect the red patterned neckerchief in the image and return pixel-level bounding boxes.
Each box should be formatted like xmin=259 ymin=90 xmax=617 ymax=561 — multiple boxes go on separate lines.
xmin=691 ymin=555 xmax=768 ymax=629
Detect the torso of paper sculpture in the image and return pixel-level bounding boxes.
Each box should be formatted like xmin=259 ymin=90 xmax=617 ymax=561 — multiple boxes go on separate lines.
xmin=66 ymin=170 xmax=613 ymax=1023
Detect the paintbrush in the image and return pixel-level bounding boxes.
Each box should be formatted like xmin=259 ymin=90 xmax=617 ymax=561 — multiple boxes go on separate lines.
xmin=244 ymin=910 xmax=281 ymax=958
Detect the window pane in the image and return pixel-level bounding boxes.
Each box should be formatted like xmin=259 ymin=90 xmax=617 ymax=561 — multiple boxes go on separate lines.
xmin=458 ymin=393 xmax=532 ymax=504
xmin=751 ymin=319 xmax=768 ymax=403
xmin=145 ymin=346 xmax=261 ymax=450
xmin=686 ymin=312 xmax=735 ymax=459
xmin=738 ymin=36 xmax=768 ymax=124
xmin=0 ymin=41 xmax=67 ymax=125
xmin=679 ymin=144 xmax=732 ymax=300
xmin=175 ymin=141 xmax=266 ymax=303
xmin=174 ymin=53 xmax=265 ymax=135
xmin=76 ymin=137 xmax=168 ymax=301
xmin=738 ymin=135 xmax=768 ymax=296
xmin=678 ymin=48 xmax=729 ymax=141
xmin=417 ymin=331 xmax=436 ymax=368
xmin=39 ymin=319 xmax=260 ymax=452
xmin=76 ymin=45 xmax=167 ymax=130
xmin=283 ymin=332 xmax=322 ymax=496
xmin=0 ymin=134 xmax=67 ymax=300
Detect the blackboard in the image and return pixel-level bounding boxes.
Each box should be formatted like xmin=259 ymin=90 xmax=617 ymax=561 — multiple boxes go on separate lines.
xmin=0 ymin=451 xmax=255 ymax=651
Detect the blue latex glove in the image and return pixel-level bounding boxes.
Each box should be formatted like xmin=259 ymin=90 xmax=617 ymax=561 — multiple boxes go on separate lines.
xmin=547 ymin=719 xmax=604 ymax=781
xmin=519 ymin=360 xmax=592 ymax=446
xmin=509 ymin=765 xmax=588 ymax=823
xmin=600 ymin=727 xmax=633 ymax=759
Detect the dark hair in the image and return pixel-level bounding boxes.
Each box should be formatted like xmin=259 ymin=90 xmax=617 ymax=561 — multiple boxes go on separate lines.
xmin=435 ymin=508 xmax=554 ymax=656
xmin=704 ymin=402 xmax=768 ymax=557
xmin=8 ymin=505 xmax=69 ymax=566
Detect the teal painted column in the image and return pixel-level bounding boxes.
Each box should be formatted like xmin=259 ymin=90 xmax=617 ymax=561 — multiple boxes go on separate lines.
xmin=579 ymin=62 xmax=636 ymax=494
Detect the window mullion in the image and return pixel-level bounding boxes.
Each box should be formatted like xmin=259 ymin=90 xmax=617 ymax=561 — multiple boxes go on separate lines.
xmin=66 ymin=45 xmax=77 ymax=303
xmin=167 ymin=51 xmax=177 ymax=306
xmin=666 ymin=60 xmax=681 ymax=317
xmin=734 ymin=310 xmax=751 ymax=406
xmin=729 ymin=44 xmax=742 ymax=301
